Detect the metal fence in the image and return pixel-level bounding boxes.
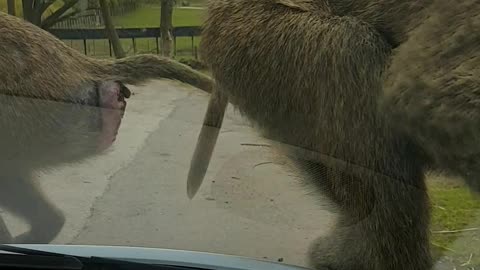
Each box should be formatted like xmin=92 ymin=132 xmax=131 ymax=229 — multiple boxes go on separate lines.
xmin=51 ymin=26 xmax=202 ymax=58
xmin=51 ymin=10 xmax=103 ymax=29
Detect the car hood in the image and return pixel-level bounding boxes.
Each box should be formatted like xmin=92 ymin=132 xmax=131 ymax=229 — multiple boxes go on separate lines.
xmin=6 ymin=244 xmax=310 ymax=270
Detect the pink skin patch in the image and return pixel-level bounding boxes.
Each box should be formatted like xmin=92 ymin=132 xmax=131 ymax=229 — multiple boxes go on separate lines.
xmin=97 ymin=81 xmax=127 ymax=152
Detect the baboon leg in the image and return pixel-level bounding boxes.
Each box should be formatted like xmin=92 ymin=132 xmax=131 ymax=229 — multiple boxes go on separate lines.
xmin=0 ymin=172 xmax=65 ymax=244
xmin=187 ymin=87 xmax=228 ymax=198
xmin=298 ymin=160 xmax=432 ymax=270
xmin=199 ymin=1 xmax=436 ymax=269
xmin=380 ymin=0 xmax=480 ymax=193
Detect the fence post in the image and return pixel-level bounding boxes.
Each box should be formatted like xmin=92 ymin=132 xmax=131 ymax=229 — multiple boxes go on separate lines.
xmin=132 ymin=37 xmax=136 ymax=54
xmin=173 ymin=35 xmax=177 ymax=57
xmin=191 ymin=35 xmax=194 ymax=56
xmin=155 ymin=37 xmax=160 ymax=54
xmin=83 ymin=39 xmax=87 ymax=55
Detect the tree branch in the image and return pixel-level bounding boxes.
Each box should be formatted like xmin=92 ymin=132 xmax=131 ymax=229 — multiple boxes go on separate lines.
xmin=41 ymin=0 xmax=79 ymax=29
xmin=42 ymin=9 xmax=81 ymax=30
xmin=37 ymin=0 xmax=56 ymax=16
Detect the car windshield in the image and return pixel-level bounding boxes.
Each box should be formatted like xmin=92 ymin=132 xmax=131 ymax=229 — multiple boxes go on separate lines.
xmin=0 ymin=1 xmax=479 ymax=270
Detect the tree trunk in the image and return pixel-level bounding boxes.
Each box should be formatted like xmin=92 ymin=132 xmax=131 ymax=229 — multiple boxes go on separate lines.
xmin=160 ymin=0 xmax=174 ymax=57
xmin=22 ymin=0 xmax=42 ymax=25
xmin=99 ymin=0 xmax=126 ymax=59
xmin=7 ymin=0 xmax=16 ymax=16
xmin=22 ymin=0 xmax=34 ymax=22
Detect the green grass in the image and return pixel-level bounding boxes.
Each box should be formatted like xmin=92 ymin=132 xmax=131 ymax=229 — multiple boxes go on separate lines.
xmin=112 ymin=5 xmax=205 ymax=27
xmin=428 ymin=178 xmax=480 ymax=268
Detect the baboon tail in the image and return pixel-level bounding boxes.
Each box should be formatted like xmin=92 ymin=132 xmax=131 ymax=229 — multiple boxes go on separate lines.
xmin=96 ymin=54 xmax=213 ymax=93
xmin=91 ymin=53 xmax=225 ymax=198
xmin=187 ymin=89 xmax=228 ymax=199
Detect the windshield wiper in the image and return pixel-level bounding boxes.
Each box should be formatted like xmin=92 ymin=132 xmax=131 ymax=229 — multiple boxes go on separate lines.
xmin=0 ymin=245 xmax=204 ymax=270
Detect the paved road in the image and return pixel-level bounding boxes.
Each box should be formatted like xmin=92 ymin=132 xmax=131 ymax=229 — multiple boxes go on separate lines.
xmin=2 ymin=80 xmax=477 ymax=269
xmin=2 ymin=80 xmax=335 ymax=267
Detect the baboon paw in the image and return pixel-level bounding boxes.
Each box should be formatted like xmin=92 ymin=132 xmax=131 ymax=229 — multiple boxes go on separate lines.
xmin=308 ymin=237 xmax=341 ymax=270
xmin=308 ymin=236 xmax=365 ymax=270
xmin=0 ymin=233 xmax=13 ymax=244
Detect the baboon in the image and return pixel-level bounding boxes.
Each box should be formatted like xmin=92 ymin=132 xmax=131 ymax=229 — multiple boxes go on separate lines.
xmin=188 ymin=0 xmax=480 ymax=269
xmin=0 ymin=11 xmax=212 ymax=244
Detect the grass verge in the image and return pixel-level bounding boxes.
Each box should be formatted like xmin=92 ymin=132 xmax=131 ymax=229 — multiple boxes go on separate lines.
xmin=428 ymin=176 xmax=480 ymax=269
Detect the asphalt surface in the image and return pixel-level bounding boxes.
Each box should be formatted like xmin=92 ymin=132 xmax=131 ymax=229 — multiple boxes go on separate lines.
xmin=2 ymin=80 xmax=335 ymax=267
xmin=1 ymin=80 xmax=478 ymax=269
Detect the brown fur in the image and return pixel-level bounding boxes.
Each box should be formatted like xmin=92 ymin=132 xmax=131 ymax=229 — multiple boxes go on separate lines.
xmin=381 ymin=0 xmax=480 ymax=190
xmin=190 ymin=0 xmax=480 ymax=269
xmin=0 ymin=11 xmax=213 ymax=244
xmin=0 ymin=12 xmax=212 ymax=100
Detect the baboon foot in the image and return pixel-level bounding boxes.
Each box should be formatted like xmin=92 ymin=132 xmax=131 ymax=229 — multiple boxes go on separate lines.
xmin=308 ymin=229 xmax=432 ymax=270
xmin=308 ymin=233 xmax=367 ymax=270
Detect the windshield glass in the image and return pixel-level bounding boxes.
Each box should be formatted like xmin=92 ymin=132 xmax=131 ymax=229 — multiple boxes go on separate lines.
xmin=0 ymin=1 xmax=479 ymax=270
